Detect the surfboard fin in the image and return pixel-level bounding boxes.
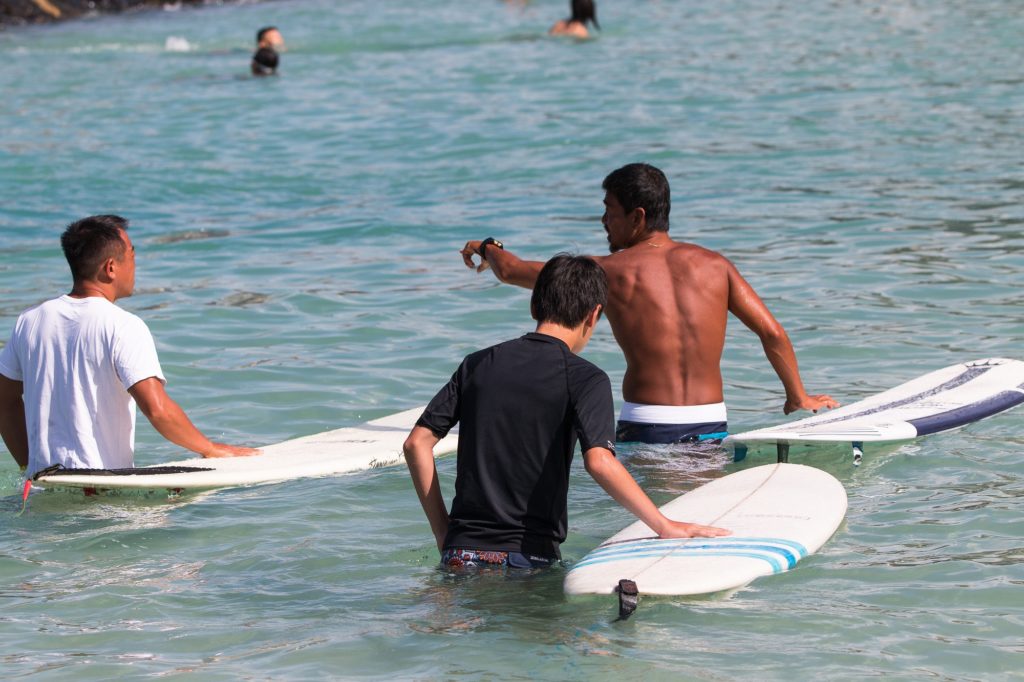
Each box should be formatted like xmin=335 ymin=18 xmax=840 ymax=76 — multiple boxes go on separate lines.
xmin=616 ymin=579 xmax=639 ymax=620
xmin=16 ymin=479 xmax=32 ymax=517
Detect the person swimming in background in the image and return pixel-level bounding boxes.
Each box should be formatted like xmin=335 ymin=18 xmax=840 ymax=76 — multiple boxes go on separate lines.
xmin=256 ymin=26 xmax=285 ymax=51
xmin=251 ymin=46 xmax=279 ymax=77
xmin=549 ymin=0 xmax=600 ymax=39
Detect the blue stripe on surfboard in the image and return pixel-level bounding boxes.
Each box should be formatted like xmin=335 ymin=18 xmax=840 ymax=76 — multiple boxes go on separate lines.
xmin=907 ymin=389 xmax=1024 ymax=436
xmin=581 ymin=541 xmax=807 ymax=567
xmin=783 ymin=363 xmax=994 ymax=429
xmin=573 ymin=548 xmax=800 ymax=574
xmin=577 ymin=539 xmax=808 ymax=567
xmin=586 ymin=536 xmax=808 ymax=557
xmin=573 ymin=538 xmax=809 ymax=573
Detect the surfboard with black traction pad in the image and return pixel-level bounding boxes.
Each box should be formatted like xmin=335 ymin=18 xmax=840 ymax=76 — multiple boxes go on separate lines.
xmin=724 ymin=358 xmax=1024 ymax=464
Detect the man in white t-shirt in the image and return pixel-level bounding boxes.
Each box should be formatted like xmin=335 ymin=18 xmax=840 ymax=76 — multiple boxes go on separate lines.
xmin=0 ymin=215 xmax=260 ymax=476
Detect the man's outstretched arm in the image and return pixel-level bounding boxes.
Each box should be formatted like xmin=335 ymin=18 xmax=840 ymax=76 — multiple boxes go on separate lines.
xmin=128 ymin=378 xmax=260 ymax=458
xmin=0 ymin=375 xmax=28 ymax=470
xmin=460 ymin=239 xmax=545 ymax=290
xmin=583 ymin=446 xmax=730 ymax=538
xmin=726 ymin=262 xmax=838 ymax=414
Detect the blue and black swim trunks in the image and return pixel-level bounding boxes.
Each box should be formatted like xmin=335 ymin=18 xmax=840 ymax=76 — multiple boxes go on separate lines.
xmin=441 ymin=548 xmax=557 ymax=570
xmin=615 ymin=401 xmax=729 ymax=444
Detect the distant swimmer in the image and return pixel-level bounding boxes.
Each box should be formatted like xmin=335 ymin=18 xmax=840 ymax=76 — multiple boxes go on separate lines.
xmin=251 ymin=26 xmax=283 ymax=76
xmin=0 ymin=215 xmax=260 ymax=477
xmin=404 ymin=255 xmax=729 ymax=570
xmin=460 ymin=163 xmax=838 ymax=445
xmin=256 ymin=26 xmax=285 ymax=51
xmin=251 ymin=46 xmax=279 ymax=77
xmin=549 ymin=0 xmax=600 ymax=38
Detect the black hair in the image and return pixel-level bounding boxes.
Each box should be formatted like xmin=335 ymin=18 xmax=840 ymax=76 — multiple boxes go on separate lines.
xmin=256 ymin=26 xmax=278 ymax=44
xmin=251 ymin=47 xmax=279 ymax=76
xmin=531 ymin=254 xmax=608 ymax=328
xmin=570 ymin=0 xmax=600 ymax=29
xmin=601 ymin=163 xmax=671 ymax=233
xmin=60 ymin=215 xmax=128 ymax=282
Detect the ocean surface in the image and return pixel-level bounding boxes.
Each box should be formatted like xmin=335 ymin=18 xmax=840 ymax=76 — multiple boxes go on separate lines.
xmin=1 ymin=0 xmax=1022 ymax=678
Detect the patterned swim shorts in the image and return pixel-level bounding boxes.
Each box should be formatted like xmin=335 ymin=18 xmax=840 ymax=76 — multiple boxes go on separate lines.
xmin=441 ymin=548 xmax=556 ymax=570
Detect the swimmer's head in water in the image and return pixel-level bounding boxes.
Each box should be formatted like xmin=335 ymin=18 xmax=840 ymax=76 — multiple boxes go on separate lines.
xmin=251 ymin=47 xmax=279 ymax=76
xmin=570 ymin=0 xmax=600 ymax=30
xmin=602 ymin=163 xmax=671 ymax=234
xmin=256 ymin=26 xmax=284 ymax=50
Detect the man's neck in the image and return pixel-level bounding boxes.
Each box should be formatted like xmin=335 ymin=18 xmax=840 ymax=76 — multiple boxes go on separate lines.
xmin=628 ymin=230 xmax=673 ymax=250
xmin=69 ymin=282 xmax=116 ymax=302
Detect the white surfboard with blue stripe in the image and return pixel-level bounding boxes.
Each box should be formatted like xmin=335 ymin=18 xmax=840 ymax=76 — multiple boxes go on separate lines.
xmin=724 ymin=358 xmax=1024 ymax=455
xmin=564 ymin=463 xmax=846 ymax=597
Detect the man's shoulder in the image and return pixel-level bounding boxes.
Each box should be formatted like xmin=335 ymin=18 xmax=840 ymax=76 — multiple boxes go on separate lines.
xmin=18 ymin=295 xmax=64 ymax=318
xmin=13 ymin=296 xmax=73 ymax=330
xmin=70 ymin=297 xmax=153 ymax=338
xmin=83 ymin=298 xmax=148 ymax=325
xmin=657 ymin=240 xmax=727 ymax=263
xmin=599 ymin=239 xmax=729 ymax=267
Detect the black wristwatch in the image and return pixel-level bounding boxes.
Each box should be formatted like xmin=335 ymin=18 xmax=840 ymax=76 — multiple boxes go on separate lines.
xmin=478 ymin=237 xmax=504 ymax=261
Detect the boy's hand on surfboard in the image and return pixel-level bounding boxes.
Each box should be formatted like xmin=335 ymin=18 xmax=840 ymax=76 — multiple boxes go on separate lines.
xmin=784 ymin=393 xmax=839 ymax=415
xmin=656 ymin=520 xmax=731 ymax=539
xmin=203 ymin=443 xmax=262 ymax=458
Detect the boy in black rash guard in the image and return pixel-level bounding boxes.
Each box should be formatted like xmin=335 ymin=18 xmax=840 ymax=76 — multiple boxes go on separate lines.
xmin=403 ymin=254 xmax=729 ymax=571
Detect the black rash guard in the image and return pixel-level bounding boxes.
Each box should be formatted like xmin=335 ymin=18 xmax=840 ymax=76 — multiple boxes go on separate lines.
xmin=417 ymin=332 xmax=616 ymax=559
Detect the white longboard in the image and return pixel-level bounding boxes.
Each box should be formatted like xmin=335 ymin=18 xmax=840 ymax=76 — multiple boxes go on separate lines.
xmin=32 ymin=406 xmax=455 ymax=494
xmin=564 ymin=463 xmax=846 ymax=599
xmin=724 ymin=358 xmax=1024 ymax=462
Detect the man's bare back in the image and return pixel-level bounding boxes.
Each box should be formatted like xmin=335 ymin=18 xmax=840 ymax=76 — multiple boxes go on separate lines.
xmin=595 ymin=240 xmax=731 ymax=405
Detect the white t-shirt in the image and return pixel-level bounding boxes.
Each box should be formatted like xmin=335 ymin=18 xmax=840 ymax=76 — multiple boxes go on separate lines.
xmin=0 ymin=295 xmax=165 ymax=474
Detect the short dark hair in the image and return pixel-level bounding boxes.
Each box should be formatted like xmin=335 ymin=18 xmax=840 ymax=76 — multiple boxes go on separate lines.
xmin=602 ymin=163 xmax=670 ymax=232
xmin=256 ymin=26 xmax=278 ymax=44
xmin=61 ymin=215 xmax=128 ymax=282
xmin=531 ymin=254 xmax=607 ymax=328
xmin=252 ymin=47 xmax=279 ymax=75
xmin=570 ymin=0 xmax=600 ymax=29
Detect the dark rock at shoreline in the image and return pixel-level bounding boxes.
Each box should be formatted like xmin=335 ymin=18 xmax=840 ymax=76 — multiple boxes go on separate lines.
xmin=0 ymin=0 xmax=209 ymax=28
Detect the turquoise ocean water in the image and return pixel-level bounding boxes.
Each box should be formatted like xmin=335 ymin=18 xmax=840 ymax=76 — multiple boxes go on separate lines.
xmin=1 ymin=0 xmax=1022 ymax=678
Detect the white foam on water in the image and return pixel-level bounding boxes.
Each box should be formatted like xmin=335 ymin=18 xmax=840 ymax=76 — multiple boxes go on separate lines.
xmin=164 ymin=36 xmax=192 ymax=52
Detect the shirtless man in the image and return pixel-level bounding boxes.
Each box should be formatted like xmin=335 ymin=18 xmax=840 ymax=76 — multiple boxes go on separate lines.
xmin=460 ymin=163 xmax=837 ymax=444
